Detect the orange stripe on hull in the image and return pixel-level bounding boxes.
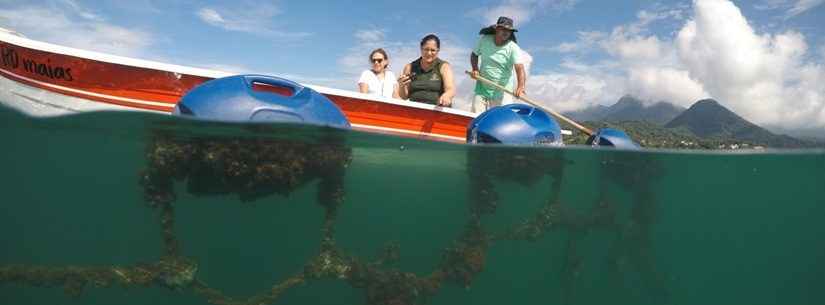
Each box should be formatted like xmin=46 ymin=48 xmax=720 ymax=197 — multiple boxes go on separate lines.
xmin=331 ymin=95 xmax=470 ymax=139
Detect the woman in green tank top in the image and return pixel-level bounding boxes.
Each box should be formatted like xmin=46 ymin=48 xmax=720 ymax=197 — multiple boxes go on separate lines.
xmin=397 ymin=34 xmax=455 ymax=106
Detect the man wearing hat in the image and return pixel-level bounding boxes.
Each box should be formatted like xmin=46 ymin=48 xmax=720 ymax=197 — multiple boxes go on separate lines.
xmin=469 ymin=16 xmax=527 ymax=113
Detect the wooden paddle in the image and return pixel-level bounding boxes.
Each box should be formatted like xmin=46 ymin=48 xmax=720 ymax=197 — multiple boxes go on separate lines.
xmin=465 ymin=71 xmax=594 ymax=136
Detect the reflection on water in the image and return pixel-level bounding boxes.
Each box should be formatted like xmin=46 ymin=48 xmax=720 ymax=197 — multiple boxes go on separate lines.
xmin=1 ymin=105 xmax=824 ymax=305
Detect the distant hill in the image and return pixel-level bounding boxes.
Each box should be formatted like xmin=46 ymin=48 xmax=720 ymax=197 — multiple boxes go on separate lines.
xmin=763 ymin=124 xmax=825 ymax=142
xmin=564 ymin=95 xmax=685 ymax=125
xmin=561 ymin=96 xmax=819 ymax=149
xmin=603 ymin=96 xmax=686 ymax=124
xmin=664 ymin=99 xmax=811 ymax=148
xmin=564 ymin=104 xmax=610 ymax=122
xmin=564 ymin=120 xmax=812 ymax=149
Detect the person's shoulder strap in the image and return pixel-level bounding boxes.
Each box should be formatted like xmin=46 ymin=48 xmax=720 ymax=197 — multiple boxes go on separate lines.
xmin=410 ymin=58 xmax=422 ymax=74
xmin=434 ymin=58 xmax=443 ymax=71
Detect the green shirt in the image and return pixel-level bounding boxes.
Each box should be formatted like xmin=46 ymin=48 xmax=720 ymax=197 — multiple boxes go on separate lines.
xmin=473 ymin=35 xmax=519 ymax=99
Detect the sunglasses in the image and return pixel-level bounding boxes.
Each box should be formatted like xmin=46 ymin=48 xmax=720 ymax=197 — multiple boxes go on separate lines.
xmin=371 ymin=58 xmax=385 ymax=63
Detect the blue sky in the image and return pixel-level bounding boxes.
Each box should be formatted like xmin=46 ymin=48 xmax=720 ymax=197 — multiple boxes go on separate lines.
xmin=1 ymin=0 xmax=824 ymax=130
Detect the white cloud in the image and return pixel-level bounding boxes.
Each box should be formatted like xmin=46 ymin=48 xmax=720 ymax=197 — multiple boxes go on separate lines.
xmin=787 ymin=0 xmax=825 ymax=17
xmin=195 ymin=2 xmax=310 ymax=38
xmin=470 ymin=0 xmax=581 ymax=27
xmin=545 ymin=31 xmax=606 ymax=53
xmin=754 ymin=0 xmax=825 ymax=18
xmin=635 ymin=8 xmax=686 ymax=29
xmin=0 ymin=5 xmax=153 ymax=57
xmin=526 ymin=2 xmax=705 ymax=111
xmin=527 ymin=57 xmax=707 ymax=114
xmin=625 ymin=67 xmax=708 ymax=105
xmin=755 ymin=0 xmax=789 ymax=10
xmin=523 ymin=0 xmax=825 ymax=130
xmin=526 ymin=71 xmax=625 ymax=113
xmin=476 ymin=4 xmax=532 ymax=26
xmin=676 ymin=0 xmax=825 ymax=128
xmin=57 ymin=0 xmax=103 ymax=21
xmin=607 ymin=34 xmax=664 ymax=63
xmin=354 ymin=29 xmax=386 ymax=43
xmin=196 ymin=8 xmax=225 ymax=25
xmin=600 ymin=5 xmax=687 ymax=57
xmin=551 ymin=42 xmax=579 ymax=53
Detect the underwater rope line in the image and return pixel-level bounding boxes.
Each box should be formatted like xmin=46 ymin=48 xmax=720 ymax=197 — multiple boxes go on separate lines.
xmin=0 ymin=135 xmax=668 ymax=305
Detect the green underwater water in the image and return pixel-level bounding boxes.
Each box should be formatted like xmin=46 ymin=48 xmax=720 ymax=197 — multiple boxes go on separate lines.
xmin=0 ymin=105 xmax=824 ymax=305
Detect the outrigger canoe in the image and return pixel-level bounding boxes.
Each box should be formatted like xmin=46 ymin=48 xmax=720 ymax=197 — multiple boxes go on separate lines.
xmin=0 ymin=28 xmax=474 ymax=143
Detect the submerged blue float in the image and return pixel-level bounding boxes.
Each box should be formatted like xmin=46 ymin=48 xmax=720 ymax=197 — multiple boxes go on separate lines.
xmin=466 ymin=104 xmax=563 ymax=146
xmin=586 ymin=128 xmax=639 ymax=149
xmin=173 ymin=74 xmax=350 ymax=129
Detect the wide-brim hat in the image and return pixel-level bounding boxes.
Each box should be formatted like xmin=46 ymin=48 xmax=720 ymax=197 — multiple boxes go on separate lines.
xmin=494 ymin=16 xmax=517 ymax=32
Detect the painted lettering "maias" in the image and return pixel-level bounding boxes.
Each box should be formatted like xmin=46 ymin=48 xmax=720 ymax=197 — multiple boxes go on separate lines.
xmin=22 ymin=58 xmax=73 ymax=81
xmin=1 ymin=46 xmax=74 ymax=81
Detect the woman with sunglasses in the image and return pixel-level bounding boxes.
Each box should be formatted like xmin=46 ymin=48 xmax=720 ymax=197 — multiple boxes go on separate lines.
xmin=358 ymin=48 xmax=399 ymax=99
xmin=397 ymin=34 xmax=455 ymax=107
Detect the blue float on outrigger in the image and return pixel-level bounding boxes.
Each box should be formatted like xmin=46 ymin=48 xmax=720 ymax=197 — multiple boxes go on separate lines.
xmin=173 ymin=74 xmax=350 ymax=130
xmin=586 ymin=128 xmax=639 ymax=149
xmin=465 ymin=71 xmax=639 ymax=149
xmin=173 ymin=74 xmax=637 ymax=149
xmin=467 ymin=103 xmax=638 ymax=149
xmin=467 ymin=104 xmax=563 ymax=146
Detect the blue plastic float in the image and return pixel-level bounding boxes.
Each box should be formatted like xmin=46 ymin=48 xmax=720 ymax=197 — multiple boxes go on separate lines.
xmin=173 ymin=74 xmax=350 ymax=129
xmin=586 ymin=128 xmax=639 ymax=149
xmin=466 ymin=104 xmax=563 ymax=146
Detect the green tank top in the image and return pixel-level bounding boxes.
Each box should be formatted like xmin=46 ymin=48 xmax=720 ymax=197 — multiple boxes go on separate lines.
xmin=408 ymin=58 xmax=445 ymax=105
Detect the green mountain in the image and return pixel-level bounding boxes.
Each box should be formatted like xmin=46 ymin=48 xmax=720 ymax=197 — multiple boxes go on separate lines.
xmin=664 ymin=99 xmax=810 ymax=148
xmin=561 ymin=97 xmax=819 ymax=149
xmin=564 ymin=95 xmax=685 ymax=125
xmin=762 ymin=124 xmax=825 ymax=143
xmin=564 ymin=120 xmax=815 ymax=149
xmin=604 ymin=96 xmax=686 ymax=124
xmin=563 ymin=104 xmax=610 ymax=122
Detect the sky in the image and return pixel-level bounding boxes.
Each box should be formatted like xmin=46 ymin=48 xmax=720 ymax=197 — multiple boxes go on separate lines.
xmin=0 ymin=0 xmax=823 ymax=131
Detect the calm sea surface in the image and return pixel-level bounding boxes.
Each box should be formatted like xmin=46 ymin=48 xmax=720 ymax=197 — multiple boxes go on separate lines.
xmin=1 ymin=105 xmax=823 ymax=305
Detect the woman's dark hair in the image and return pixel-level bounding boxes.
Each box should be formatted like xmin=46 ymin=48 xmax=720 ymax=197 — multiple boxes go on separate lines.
xmin=369 ymin=48 xmax=388 ymax=61
xmin=479 ymin=26 xmax=517 ymax=43
xmin=420 ymin=34 xmax=440 ymax=49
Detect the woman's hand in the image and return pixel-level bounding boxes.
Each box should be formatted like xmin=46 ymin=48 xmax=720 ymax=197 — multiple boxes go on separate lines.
xmin=438 ymin=95 xmax=452 ymax=107
xmin=397 ymin=64 xmax=412 ymax=100
xmin=397 ymin=74 xmax=413 ymax=86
